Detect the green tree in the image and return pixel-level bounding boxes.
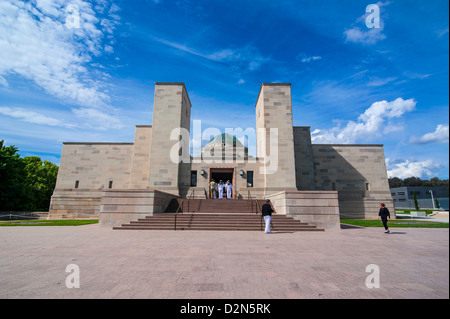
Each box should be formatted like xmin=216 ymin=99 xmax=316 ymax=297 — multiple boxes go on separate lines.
xmin=0 ymin=140 xmax=28 ymax=211
xmin=389 ymin=177 xmax=449 ymax=192
xmin=404 ymin=176 xmax=422 ymax=186
xmin=429 ymin=177 xmax=441 ymax=187
xmin=22 ymin=156 xmax=59 ymax=211
xmin=413 ymin=191 xmax=420 ymax=211
xmin=0 ymin=141 xmax=59 ymax=211
xmin=435 ymin=198 xmax=440 ymax=209
xmin=388 ymin=177 xmax=403 ymax=188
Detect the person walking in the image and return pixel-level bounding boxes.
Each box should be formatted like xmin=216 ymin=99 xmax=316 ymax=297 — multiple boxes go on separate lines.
xmin=261 ymin=199 xmax=274 ymax=234
xmin=377 ymin=203 xmax=390 ymax=233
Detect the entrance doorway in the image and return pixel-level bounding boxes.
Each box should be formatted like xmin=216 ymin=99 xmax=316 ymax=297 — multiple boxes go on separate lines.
xmin=210 ymin=168 xmax=234 ymax=199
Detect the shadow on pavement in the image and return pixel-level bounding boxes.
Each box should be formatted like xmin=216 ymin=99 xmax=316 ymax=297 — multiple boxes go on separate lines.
xmin=268 ymin=231 xmax=295 ymax=234
xmin=340 ymin=223 xmax=365 ymax=229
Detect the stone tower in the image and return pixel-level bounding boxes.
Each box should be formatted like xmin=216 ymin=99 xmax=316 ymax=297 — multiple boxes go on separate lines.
xmin=255 ymin=83 xmax=297 ymax=195
xmin=147 ymin=83 xmax=192 ymax=196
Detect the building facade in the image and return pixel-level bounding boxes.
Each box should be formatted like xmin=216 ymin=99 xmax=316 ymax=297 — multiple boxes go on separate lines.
xmin=49 ymin=83 xmax=394 ymax=228
xmin=391 ymin=186 xmax=449 ymax=210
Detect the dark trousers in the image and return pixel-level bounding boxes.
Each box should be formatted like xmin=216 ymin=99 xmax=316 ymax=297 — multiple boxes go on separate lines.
xmin=381 ymin=217 xmax=389 ymax=230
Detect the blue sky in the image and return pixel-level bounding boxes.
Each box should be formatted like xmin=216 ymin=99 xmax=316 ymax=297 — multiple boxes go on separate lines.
xmin=0 ymin=0 xmax=448 ymax=179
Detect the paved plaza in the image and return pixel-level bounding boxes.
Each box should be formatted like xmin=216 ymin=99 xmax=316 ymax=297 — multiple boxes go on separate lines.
xmin=0 ymin=224 xmax=448 ymax=299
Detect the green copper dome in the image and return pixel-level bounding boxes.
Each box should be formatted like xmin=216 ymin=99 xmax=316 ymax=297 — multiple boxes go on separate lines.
xmin=207 ymin=133 xmax=245 ymax=147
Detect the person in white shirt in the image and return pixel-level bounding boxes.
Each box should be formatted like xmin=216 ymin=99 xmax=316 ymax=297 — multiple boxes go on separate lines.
xmin=261 ymin=200 xmax=274 ymax=234
xmin=226 ymin=180 xmax=232 ymax=199
xmin=218 ymin=180 xmax=225 ymax=199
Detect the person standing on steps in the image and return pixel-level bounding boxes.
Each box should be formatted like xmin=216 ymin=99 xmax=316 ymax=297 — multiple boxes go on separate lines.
xmin=210 ymin=179 xmax=217 ymax=199
xmin=261 ymin=199 xmax=274 ymax=234
xmin=377 ymin=203 xmax=390 ymax=234
xmin=226 ymin=180 xmax=232 ymax=199
xmin=218 ymin=180 xmax=225 ymax=199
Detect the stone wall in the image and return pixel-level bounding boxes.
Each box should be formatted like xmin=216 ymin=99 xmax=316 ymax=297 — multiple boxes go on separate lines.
xmin=49 ymin=142 xmax=134 ymax=218
xmin=99 ymin=189 xmax=179 ymax=227
xmin=268 ymin=191 xmax=340 ymax=229
xmin=54 ymin=143 xmax=133 ymax=190
xmin=129 ymin=125 xmax=152 ymax=189
xmin=147 ymin=83 xmax=192 ymax=196
xmin=312 ymin=144 xmax=394 ymax=219
xmin=255 ymin=84 xmax=297 ymax=194
xmin=49 ymin=190 xmax=102 ymax=218
xmin=293 ymin=126 xmax=316 ymax=190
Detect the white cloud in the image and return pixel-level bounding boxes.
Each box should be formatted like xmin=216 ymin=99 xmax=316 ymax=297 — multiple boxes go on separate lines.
xmin=296 ymin=53 xmax=322 ymax=63
xmin=409 ymin=124 xmax=449 ymax=145
xmin=344 ymin=1 xmax=389 ymax=45
xmin=149 ymin=35 xmax=268 ymax=72
xmin=386 ymin=158 xmax=442 ymax=179
xmin=403 ymin=72 xmax=431 ymax=80
xmin=0 ymin=106 xmax=77 ymax=128
xmin=311 ymin=98 xmax=416 ymax=144
xmin=71 ymin=107 xmax=123 ymax=130
xmin=344 ymin=27 xmax=386 ymax=45
xmin=205 ymin=45 xmax=269 ymax=71
xmin=0 ymin=75 xmax=8 ymax=87
xmin=297 ymin=54 xmax=322 ymax=63
xmin=0 ymin=104 xmax=124 ymax=131
xmin=436 ymin=27 xmax=449 ymax=38
xmin=367 ymin=77 xmax=397 ymax=87
xmin=304 ymin=56 xmax=321 ymax=63
xmin=35 ymin=0 xmax=62 ymax=16
xmin=0 ymin=0 xmax=120 ymax=108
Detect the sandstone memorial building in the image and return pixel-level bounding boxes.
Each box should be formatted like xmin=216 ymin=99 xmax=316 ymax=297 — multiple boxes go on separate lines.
xmin=49 ymin=83 xmax=394 ymax=229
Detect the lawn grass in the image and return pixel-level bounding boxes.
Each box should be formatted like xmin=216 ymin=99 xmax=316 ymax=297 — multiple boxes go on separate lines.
xmin=340 ymin=219 xmax=448 ymax=228
xmin=0 ymin=219 xmax=99 ymax=226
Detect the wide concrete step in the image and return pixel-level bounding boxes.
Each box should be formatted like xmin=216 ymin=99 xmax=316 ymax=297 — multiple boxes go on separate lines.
xmin=165 ymin=198 xmax=263 ymax=213
xmin=176 ymin=215 xmax=303 ymax=221
xmin=114 ymin=199 xmax=323 ymax=231
xmin=114 ymin=213 xmax=323 ymax=232
xmin=117 ymin=226 xmax=323 ymax=231
xmin=131 ymin=221 xmax=314 ymax=227
xmin=116 ymin=223 xmax=322 ymax=231
xmin=136 ymin=216 xmax=309 ymax=224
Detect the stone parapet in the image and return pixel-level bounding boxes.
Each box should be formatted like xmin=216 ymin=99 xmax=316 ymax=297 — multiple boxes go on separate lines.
xmin=337 ymin=190 xmax=395 ymax=219
xmin=49 ymin=190 xmax=102 ymax=218
xmin=99 ymin=189 xmax=180 ymax=227
xmin=268 ymin=190 xmax=340 ymax=229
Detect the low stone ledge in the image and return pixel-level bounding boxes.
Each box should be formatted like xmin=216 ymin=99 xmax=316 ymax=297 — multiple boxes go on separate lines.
xmin=269 ymin=190 xmax=340 ymax=229
xmin=99 ymin=189 xmax=180 ymax=227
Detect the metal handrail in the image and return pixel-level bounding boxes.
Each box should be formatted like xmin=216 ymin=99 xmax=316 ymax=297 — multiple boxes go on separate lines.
xmin=187 ymin=189 xmax=195 ymax=212
xmin=255 ymin=199 xmax=263 ymax=231
xmin=174 ymin=199 xmax=183 ymax=231
xmin=248 ymin=190 xmax=253 ymax=213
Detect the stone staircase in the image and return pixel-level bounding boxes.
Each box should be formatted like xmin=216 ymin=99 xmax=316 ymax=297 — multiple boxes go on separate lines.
xmin=113 ymin=199 xmax=324 ymax=232
xmin=165 ymin=198 xmax=257 ymax=214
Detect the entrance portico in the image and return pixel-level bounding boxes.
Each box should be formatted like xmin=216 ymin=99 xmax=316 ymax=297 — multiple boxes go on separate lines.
xmin=209 ymin=168 xmax=234 ymax=199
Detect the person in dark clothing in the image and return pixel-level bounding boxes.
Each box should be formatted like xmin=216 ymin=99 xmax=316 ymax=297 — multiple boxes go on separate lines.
xmin=378 ymin=203 xmax=390 ymax=233
xmin=261 ymin=200 xmax=274 ymax=233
